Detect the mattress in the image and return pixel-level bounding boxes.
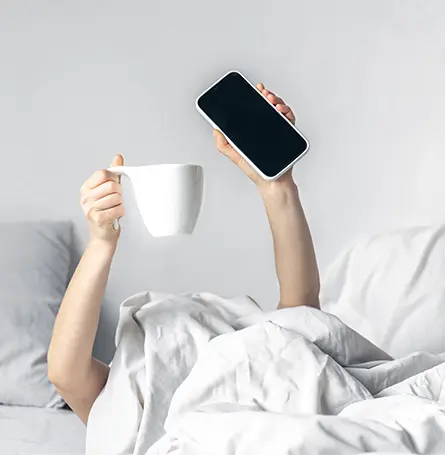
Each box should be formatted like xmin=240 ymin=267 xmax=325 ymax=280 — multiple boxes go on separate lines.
xmin=0 ymin=405 xmax=86 ymax=454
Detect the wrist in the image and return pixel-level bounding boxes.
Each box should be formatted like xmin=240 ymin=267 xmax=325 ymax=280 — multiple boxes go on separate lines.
xmin=87 ymin=237 xmax=118 ymax=256
xmin=258 ymin=177 xmax=299 ymax=201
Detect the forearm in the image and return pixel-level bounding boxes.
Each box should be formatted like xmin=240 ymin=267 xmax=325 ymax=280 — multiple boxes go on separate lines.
xmin=48 ymin=240 xmax=115 ymax=389
xmin=260 ymin=180 xmax=320 ymax=309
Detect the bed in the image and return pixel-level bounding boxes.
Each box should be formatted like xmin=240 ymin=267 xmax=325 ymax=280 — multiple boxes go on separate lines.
xmin=86 ymin=225 xmax=445 ymax=454
xmin=2 ymin=220 xmax=445 ymax=454
xmin=0 ymin=405 xmax=85 ymax=454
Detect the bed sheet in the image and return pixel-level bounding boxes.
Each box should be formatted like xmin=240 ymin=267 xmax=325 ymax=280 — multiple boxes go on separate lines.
xmin=87 ymin=292 xmax=445 ymax=454
xmin=0 ymin=404 xmax=86 ymax=454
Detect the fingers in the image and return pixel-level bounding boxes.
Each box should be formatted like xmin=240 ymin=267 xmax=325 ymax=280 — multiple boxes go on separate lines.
xmin=80 ymin=157 xmax=123 ymax=219
xmin=258 ymin=83 xmax=279 ymax=102
xmin=82 ymin=154 xmax=124 ymax=192
xmin=276 ymin=103 xmax=296 ymax=123
xmin=258 ymin=84 xmax=297 ymax=125
xmin=81 ymin=181 xmax=125 ymax=227
xmin=79 ymin=155 xmax=126 ymax=238
xmin=93 ymin=192 xmax=123 ymax=211
xmin=82 ymin=179 xmax=121 ymax=202
xmin=83 ymin=169 xmax=120 ymax=192
xmin=261 ymin=87 xmax=274 ymax=98
xmin=87 ymin=205 xmax=126 ymax=228
xmin=266 ymin=93 xmax=285 ymax=106
xmin=276 ymin=104 xmax=292 ymax=114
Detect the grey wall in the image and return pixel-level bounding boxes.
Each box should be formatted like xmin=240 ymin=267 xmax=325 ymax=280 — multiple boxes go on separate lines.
xmin=1 ymin=0 xmax=445 ymax=361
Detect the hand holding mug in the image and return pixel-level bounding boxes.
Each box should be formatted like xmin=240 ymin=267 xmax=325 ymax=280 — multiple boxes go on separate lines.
xmin=80 ymin=154 xmax=125 ymax=245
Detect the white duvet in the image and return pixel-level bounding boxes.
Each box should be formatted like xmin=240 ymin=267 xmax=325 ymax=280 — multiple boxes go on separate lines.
xmin=86 ymin=292 xmax=445 ymax=455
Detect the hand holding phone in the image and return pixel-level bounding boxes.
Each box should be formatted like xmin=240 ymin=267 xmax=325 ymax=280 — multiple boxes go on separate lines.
xmin=213 ymin=82 xmax=298 ymax=185
xmin=196 ymin=71 xmax=309 ymax=182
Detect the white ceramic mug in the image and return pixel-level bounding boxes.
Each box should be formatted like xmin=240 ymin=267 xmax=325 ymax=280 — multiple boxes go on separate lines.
xmin=108 ymin=164 xmax=204 ymax=237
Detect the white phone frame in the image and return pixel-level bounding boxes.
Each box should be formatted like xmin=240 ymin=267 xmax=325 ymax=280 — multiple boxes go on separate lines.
xmin=195 ymin=70 xmax=310 ymax=181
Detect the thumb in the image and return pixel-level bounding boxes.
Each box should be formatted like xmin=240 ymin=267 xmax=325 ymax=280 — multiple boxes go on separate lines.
xmin=109 ymin=154 xmax=124 ymax=185
xmin=110 ymin=154 xmax=124 ymax=167
xmin=213 ymin=129 xmax=230 ymax=150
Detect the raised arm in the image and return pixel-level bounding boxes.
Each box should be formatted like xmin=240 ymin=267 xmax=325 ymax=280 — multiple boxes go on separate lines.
xmin=213 ymin=83 xmax=320 ymax=309
xmin=48 ymin=154 xmax=125 ymax=424
xmin=260 ymin=179 xmax=319 ymax=309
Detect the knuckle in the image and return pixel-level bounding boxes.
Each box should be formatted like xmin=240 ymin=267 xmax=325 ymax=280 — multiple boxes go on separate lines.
xmin=80 ymin=192 xmax=90 ymax=206
xmin=105 ymin=181 xmax=120 ymax=194
xmin=85 ymin=206 xmax=95 ymax=221
xmin=97 ymin=169 xmax=108 ymax=180
xmin=102 ymin=181 xmax=113 ymax=194
xmin=113 ymin=182 xmax=122 ymax=194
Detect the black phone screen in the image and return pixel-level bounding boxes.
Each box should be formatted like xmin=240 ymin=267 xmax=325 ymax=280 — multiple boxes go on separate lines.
xmin=197 ymin=72 xmax=309 ymax=178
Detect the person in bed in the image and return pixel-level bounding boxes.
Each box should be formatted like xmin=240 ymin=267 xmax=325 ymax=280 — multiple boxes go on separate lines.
xmin=47 ymin=82 xmax=320 ymax=425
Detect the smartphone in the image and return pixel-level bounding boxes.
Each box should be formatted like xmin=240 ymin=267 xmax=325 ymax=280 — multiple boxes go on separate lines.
xmin=195 ymin=70 xmax=309 ymax=180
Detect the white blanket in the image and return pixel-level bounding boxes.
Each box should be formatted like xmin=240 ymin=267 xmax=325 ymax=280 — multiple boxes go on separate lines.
xmin=86 ymin=292 xmax=445 ymax=455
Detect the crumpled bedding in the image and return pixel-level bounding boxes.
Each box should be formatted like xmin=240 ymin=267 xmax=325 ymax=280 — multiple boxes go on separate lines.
xmin=86 ymin=292 xmax=445 ymax=455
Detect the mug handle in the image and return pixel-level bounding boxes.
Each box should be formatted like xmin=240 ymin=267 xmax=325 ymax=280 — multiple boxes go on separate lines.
xmin=107 ymin=166 xmax=127 ymax=230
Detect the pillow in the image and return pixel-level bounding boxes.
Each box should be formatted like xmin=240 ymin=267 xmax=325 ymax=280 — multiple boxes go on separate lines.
xmin=320 ymin=226 xmax=445 ymax=358
xmin=0 ymin=220 xmax=73 ymax=407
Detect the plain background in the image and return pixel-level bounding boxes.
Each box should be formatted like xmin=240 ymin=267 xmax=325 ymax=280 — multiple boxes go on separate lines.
xmin=1 ymin=0 xmax=445 ymax=361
